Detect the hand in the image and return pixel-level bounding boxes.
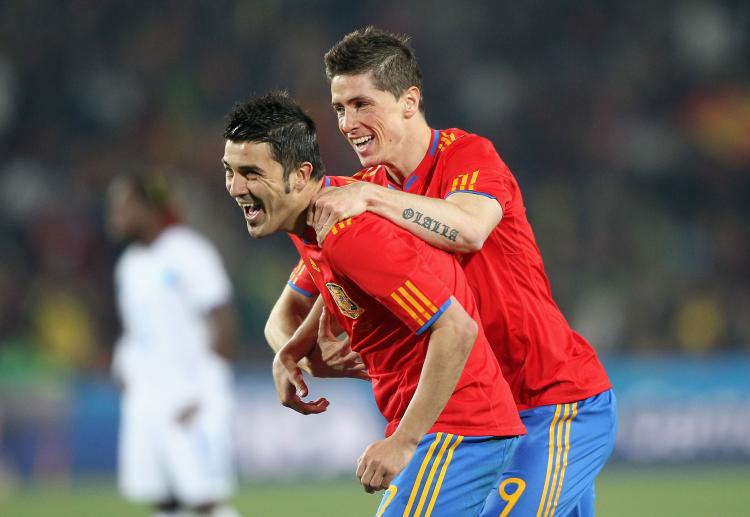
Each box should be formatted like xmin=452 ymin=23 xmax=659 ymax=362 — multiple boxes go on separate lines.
xmin=304 ymin=307 xmax=369 ymax=380
xmin=272 ymin=350 xmax=329 ymax=415
xmin=356 ymin=434 xmax=418 ymax=493
xmin=175 ymin=402 xmax=200 ymax=426
xmin=307 ymin=182 xmax=371 ymax=246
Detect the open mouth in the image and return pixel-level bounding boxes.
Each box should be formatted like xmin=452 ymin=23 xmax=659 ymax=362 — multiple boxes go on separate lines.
xmin=351 ymin=135 xmax=374 ymax=152
xmin=239 ymin=201 xmax=263 ymax=223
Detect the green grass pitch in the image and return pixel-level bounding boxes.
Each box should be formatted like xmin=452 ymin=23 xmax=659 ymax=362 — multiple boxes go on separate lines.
xmin=1 ymin=466 xmax=748 ymax=516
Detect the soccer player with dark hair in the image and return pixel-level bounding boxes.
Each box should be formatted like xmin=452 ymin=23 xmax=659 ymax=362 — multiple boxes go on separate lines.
xmin=107 ymin=172 xmax=239 ymax=517
xmin=279 ymin=27 xmax=617 ymax=517
xmin=223 ymin=91 xmax=525 ymax=516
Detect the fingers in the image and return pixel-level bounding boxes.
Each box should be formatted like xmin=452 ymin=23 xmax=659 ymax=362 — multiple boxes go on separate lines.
xmin=288 ymin=396 xmax=329 ymax=415
xmin=356 ymin=456 xmax=386 ymax=493
xmin=326 ymin=350 xmax=363 ymax=367
xmin=318 ymin=307 xmax=336 ymax=340
xmin=279 ymin=356 xmax=309 ymax=397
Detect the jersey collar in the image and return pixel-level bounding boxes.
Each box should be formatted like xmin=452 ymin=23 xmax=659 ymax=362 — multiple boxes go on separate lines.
xmin=387 ymin=128 xmax=439 ymax=192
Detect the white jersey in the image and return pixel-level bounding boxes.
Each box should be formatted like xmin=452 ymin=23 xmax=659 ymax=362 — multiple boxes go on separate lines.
xmin=112 ymin=225 xmax=233 ymax=411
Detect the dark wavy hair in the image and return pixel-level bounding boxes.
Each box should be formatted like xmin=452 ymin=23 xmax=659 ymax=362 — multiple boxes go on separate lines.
xmin=224 ymin=91 xmax=326 ymax=181
xmin=324 ymin=27 xmax=425 ymax=113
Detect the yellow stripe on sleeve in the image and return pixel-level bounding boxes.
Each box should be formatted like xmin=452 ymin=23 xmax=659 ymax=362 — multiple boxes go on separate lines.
xmin=397 ymin=286 xmax=431 ymax=322
xmin=424 ymin=435 xmax=463 ymax=517
xmin=403 ymin=434 xmax=444 ymax=517
xmin=459 ymin=174 xmax=469 ymax=190
xmin=391 ymin=291 xmax=425 ymax=326
xmin=404 ymin=280 xmax=438 ymax=313
xmin=468 ymin=170 xmax=479 ymax=191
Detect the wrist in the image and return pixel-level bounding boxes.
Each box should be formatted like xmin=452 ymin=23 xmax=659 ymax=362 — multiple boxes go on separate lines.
xmin=363 ymin=182 xmax=382 ymax=212
xmin=390 ymin=426 xmax=422 ymax=448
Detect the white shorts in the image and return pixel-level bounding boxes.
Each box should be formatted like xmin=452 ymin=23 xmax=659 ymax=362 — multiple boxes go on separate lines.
xmin=118 ymin=393 xmax=236 ymax=506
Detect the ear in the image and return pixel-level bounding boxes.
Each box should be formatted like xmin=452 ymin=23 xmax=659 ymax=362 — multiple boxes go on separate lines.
xmin=290 ymin=162 xmax=314 ymax=191
xmin=402 ymin=86 xmax=421 ymax=119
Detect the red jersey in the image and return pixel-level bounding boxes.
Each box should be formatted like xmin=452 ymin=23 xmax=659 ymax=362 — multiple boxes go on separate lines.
xmin=287 ymin=258 xmax=317 ymax=298
xmin=289 ymin=177 xmax=524 ymax=438
xmin=353 ymin=129 xmax=612 ymax=411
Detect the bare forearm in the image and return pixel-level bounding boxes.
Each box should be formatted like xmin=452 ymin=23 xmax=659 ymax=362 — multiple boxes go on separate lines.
xmin=366 ymin=185 xmax=483 ymax=253
xmin=391 ymin=303 xmax=477 ymax=444
xmin=265 ymin=287 xmax=316 ymax=352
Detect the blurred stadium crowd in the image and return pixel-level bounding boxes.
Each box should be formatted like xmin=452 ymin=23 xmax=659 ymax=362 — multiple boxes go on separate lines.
xmin=0 ymin=0 xmax=748 ymax=464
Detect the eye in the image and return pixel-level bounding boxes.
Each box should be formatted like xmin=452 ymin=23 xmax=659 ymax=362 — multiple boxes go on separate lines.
xmin=333 ymin=105 xmax=344 ymax=117
xmin=355 ymin=101 xmax=368 ymax=110
xmin=224 ymin=168 xmax=233 ymax=178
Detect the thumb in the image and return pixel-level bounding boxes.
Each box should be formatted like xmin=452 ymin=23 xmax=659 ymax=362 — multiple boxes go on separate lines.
xmin=307 ymin=202 xmax=316 ymax=227
xmin=281 ymin=355 xmax=309 ymax=397
xmin=319 ymin=306 xmax=336 ymax=339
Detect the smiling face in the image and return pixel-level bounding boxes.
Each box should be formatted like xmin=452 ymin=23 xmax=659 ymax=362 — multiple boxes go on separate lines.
xmin=223 ymin=140 xmax=302 ymax=238
xmin=331 ymin=72 xmax=419 ymax=170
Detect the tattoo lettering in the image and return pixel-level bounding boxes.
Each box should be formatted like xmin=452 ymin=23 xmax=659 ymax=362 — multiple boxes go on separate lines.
xmin=401 ymin=208 xmax=459 ymax=242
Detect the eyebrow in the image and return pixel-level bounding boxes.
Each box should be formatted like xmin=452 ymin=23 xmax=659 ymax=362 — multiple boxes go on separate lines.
xmin=222 ymin=160 xmax=263 ymax=175
xmin=332 ymin=95 xmax=372 ymax=107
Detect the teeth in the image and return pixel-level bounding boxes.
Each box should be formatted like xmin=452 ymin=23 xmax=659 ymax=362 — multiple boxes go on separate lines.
xmin=352 ymin=135 xmax=373 ymax=145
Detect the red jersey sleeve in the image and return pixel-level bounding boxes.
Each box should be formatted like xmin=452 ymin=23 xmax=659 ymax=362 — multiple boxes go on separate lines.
xmin=287 ymin=258 xmax=319 ymax=297
xmin=438 ymin=133 xmax=514 ymax=211
xmin=324 ymin=216 xmax=453 ymax=335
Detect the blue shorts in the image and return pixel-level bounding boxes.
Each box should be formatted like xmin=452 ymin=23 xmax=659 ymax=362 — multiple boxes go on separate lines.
xmin=376 ymin=432 xmax=519 ymax=517
xmin=479 ymin=389 xmax=617 ymax=517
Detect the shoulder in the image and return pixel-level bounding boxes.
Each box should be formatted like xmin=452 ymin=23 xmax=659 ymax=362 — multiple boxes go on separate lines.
xmin=322 ymin=212 xmax=419 ymax=263
xmin=351 ymin=165 xmax=386 ymax=182
xmin=439 ymin=128 xmax=499 ymax=157
xmin=159 ymin=225 xmax=217 ymax=255
xmin=324 ymin=175 xmax=361 ymax=187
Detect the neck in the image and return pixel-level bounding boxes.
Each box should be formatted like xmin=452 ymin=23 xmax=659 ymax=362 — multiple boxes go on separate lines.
xmin=289 ymin=177 xmax=325 ymax=236
xmin=383 ymin=118 xmax=432 ymax=181
xmin=139 ymin=218 xmax=169 ymax=244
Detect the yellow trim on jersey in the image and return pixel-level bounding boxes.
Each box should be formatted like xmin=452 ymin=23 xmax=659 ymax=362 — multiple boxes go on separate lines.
xmin=469 ymin=170 xmax=479 ymax=190
xmin=536 ymin=404 xmax=563 ymax=517
xmin=437 ymin=132 xmax=457 ymax=152
xmin=289 ymin=260 xmax=306 ymax=283
xmin=329 ymin=218 xmax=353 ymax=236
xmin=403 ymin=433 xmax=444 ymax=516
xmin=397 ymin=286 xmax=431 ymax=322
xmin=390 ymin=280 xmax=440 ymax=328
xmin=405 ymin=280 xmax=438 ymax=312
xmin=353 ymin=166 xmax=379 ymax=180
xmin=449 ymin=170 xmax=480 ymax=193
xmin=424 ymin=435 xmax=463 ymax=517
xmin=391 ymin=291 xmax=425 ymax=326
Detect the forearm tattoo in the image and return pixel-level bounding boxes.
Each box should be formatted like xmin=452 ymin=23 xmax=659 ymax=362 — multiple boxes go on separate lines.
xmin=402 ymin=208 xmax=459 ymax=242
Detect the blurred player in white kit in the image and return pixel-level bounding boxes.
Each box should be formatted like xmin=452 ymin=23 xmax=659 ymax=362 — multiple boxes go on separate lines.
xmin=107 ymin=172 xmax=240 ymax=517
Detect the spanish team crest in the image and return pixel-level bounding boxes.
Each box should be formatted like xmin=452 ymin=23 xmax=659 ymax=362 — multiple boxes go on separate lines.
xmin=325 ymin=282 xmax=364 ymax=319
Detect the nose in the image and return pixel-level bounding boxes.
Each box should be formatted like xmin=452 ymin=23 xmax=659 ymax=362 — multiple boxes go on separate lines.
xmin=227 ymin=173 xmax=247 ymax=198
xmin=339 ymin=108 xmax=357 ymax=134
